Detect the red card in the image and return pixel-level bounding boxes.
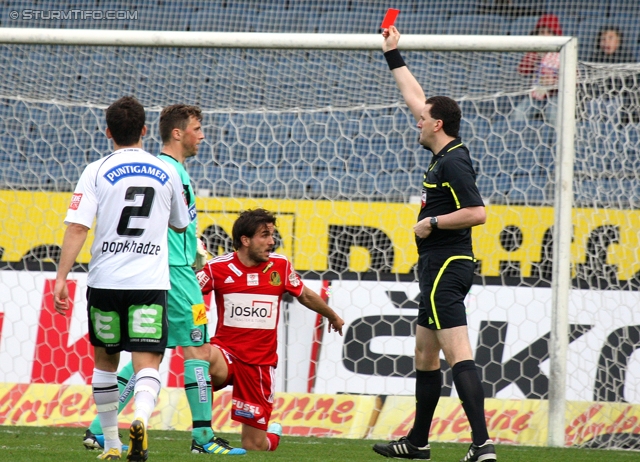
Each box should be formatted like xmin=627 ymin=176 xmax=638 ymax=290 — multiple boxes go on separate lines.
xmin=381 ymin=8 xmax=400 ymax=29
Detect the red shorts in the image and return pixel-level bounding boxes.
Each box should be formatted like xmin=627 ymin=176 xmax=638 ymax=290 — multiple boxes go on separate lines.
xmin=211 ymin=339 xmax=275 ymax=431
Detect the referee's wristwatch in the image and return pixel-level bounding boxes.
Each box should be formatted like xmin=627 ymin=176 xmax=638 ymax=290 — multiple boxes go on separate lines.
xmin=430 ymin=216 xmax=438 ymax=229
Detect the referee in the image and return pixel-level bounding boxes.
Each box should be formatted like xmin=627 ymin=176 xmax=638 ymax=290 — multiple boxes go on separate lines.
xmin=372 ymin=27 xmax=496 ymax=462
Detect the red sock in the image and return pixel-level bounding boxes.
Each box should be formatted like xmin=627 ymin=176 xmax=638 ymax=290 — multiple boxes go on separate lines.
xmin=266 ymin=432 xmax=280 ymax=451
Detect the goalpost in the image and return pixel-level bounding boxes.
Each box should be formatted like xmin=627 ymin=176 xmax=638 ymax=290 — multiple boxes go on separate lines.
xmin=3 ymin=28 xmax=638 ymax=450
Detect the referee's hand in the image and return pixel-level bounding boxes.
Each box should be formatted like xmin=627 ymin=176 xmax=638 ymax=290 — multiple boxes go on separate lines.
xmin=382 ymin=25 xmax=400 ymax=53
xmin=414 ymin=218 xmax=433 ymax=239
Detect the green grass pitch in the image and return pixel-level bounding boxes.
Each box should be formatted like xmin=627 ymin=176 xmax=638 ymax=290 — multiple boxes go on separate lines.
xmin=0 ymin=425 xmax=637 ymax=461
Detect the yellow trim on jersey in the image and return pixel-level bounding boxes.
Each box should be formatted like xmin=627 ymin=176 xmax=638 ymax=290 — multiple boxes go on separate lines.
xmin=447 ymin=143 xmax=464 ymax=152
xmin=441 ymin=182 xmax=461 ymax=209
xmin=430 ymin=255 xmax=474 ymax=329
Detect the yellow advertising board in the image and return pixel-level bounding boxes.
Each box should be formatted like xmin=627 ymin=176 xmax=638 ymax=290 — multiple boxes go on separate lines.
xmin=2 ymin=190 xmax=640 ymax=279
xmin=370 ymin=396 xmax=640 ymax=446
xmin=370 ymin=396 xmax=547 ymax=445
xmin=208 ymin=391 xmax=375 ymax=438
xmin=0 ymin=383 xmax=374 ymax=439
xmin=3 ymin=383 xmax=639 ymax=447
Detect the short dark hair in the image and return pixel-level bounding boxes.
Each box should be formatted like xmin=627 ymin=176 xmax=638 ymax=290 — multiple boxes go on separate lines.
xmin=159 ymin=104 xmax=203 ymax=143
xmin=597 ymin=26 xmax=623 ymax=45
xmin=105 ymin=96 xmax=146 ymax=146
xmin=232 ymin=208 xmax=277 ymax=250
xmin=425 ymin=96 xmax=461 ymax=138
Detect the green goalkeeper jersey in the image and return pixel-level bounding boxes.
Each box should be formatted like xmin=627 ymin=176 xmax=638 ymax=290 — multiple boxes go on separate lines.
xmin=159 ymin=153 xmax=197 ymax=267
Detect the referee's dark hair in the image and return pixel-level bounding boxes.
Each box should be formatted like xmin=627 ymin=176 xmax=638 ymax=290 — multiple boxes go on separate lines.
xmin=106 ymin=96 xmax=146 ymax=147
xmin=232 ymin=208 xmax=277 ymax=250
xmin=159 ymin=104 xmax=203 ymax=144
xmin=425 ymin=96 xmax=461 ymax=138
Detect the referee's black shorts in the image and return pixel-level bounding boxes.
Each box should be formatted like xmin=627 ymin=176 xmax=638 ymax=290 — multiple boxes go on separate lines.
xmin=416 ymin=252 xmax=475 ymax=330
xmin=86 ymin=287 xmax=168 ymax=354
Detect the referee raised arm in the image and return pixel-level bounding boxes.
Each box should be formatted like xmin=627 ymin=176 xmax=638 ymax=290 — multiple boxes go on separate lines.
xmin=372 ymin=27 xmax=496 ymax=462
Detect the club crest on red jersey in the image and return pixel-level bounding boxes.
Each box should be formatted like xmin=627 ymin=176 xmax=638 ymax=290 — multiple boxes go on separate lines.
xmin=269 ymin=271 xmax=281 ymax=286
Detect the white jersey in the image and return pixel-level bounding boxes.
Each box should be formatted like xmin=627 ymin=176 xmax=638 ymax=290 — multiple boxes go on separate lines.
xmin=64 ymin=148 xmax=190 ymax=290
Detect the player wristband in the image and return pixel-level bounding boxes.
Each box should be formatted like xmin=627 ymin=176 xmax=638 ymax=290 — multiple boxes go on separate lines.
xmin=384 ymin=49 xmax=406 ymax=70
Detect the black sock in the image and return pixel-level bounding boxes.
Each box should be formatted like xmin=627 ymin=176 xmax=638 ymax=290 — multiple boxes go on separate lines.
xmin=452 ymin=360 xmax=489 ymax=445
xmin=407 ymin=369 xmax=441 ymax=447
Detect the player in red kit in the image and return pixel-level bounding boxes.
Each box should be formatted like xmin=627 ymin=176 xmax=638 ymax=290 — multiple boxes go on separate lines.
xmin=197 ymin=208 xmax=344 ymax=452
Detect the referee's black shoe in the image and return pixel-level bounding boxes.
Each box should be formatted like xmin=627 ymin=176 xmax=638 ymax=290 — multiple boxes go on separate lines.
xmin=372 ymin=436 xmax=431 ymax=460
xmin=459 ymin=439 xmax=496 ymax=462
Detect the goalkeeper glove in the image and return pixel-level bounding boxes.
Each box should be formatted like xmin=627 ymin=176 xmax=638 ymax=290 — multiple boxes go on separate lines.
xmin=194 ymin=238 xmax=209 ymax=271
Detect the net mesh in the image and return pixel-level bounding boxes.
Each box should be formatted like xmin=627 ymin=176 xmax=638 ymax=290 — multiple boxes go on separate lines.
xmin=2 ymin=46 xmax=640 ymax=209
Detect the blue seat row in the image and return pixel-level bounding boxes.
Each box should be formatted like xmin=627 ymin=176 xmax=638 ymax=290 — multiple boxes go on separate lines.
xmin=2 ymin=1 xmax=640 ymax=58
xmin=3 ymin=93 xmax=640 ymax=205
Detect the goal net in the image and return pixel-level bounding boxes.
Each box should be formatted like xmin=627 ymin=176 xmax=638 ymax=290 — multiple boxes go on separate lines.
xmin=0 ymin=30 xmax=638 ymax=450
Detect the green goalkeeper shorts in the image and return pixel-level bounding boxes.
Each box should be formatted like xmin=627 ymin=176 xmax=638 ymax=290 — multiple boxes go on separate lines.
xmin=166 ymin=265 xmax=209 ymax=348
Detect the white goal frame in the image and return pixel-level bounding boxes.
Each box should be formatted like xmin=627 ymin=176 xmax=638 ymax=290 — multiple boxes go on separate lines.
xmin=0 ymin=28 xmax=577 ymax=448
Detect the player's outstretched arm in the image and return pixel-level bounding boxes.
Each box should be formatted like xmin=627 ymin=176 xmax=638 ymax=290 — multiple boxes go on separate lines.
xmin=296 ymin=286 xmax=344 ymax=335
xmin=382 ymin=26 xmax=426 ymax=122
xmin=54 ymin=223 xmax=89 ymax=316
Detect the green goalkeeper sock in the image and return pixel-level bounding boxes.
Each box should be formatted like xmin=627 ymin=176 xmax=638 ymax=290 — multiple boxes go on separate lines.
xmin=184 ymin=359 xmax=214 ymax=445
xmin=88 ymin=361 xmax=136 ymax=435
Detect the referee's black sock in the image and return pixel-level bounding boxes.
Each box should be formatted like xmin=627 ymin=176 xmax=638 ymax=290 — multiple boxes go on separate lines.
xmin=408 ymin=369 xmax=441 ymax=447
xmin=452 ymin=360 xmax=490 ymax=445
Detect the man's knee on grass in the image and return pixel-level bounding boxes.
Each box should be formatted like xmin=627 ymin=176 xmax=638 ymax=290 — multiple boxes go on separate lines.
xmin=241 ymin=425 xmax=279 ymax=451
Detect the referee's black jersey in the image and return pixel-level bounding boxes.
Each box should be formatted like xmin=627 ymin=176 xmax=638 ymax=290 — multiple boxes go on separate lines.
xmin=416 ymin=138 xmax=484 ymax=255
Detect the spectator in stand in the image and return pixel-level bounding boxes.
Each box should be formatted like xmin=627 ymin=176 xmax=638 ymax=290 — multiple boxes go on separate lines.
xmin=589 ymin=26 xmax=635 ymax=63
xmin=513 ymin=13 xmax=563 ymax=125
xmin=587 ymin=26 xmax=638 ymax=123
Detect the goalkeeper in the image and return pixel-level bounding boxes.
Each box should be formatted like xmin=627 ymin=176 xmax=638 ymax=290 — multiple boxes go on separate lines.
xmin=372 ymin=27 xmax=495 ymax=462
xmin=83 ymin=105 xmax=245 ymax=456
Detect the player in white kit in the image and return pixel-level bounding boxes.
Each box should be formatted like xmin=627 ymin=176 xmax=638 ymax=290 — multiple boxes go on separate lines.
xmin=54 ymin=96 xmax=190 ymax=461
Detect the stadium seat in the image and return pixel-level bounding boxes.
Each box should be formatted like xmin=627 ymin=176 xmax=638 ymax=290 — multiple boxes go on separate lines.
xmin=248 ymin=3 xmax=314 ymax=33
xmin=188 ymin=2 xmax=253 ymax=32
xmin=234 ymin=165 xmax=283 ymax=198
xmin=445 ymin=14 xmax=507 ymax=36
xmin=0 ymin=158 xmax=40 ymax=189
xmin=508 ymin=172 xmax=552 ymax=205
xmin=574 ymin=177 xmax=630 ymax=208
xmin=605 ymin=0 xmax=640 ymax=21
xmin=323 ymin=1 xmax=381 ymax=36
xmin=476 ymin=172 xmax=511 ymax=204
xmin=304 ymin=164 xmax=345 ymax=200
xmin=372 ymin=171 xmax=398 ymax=199
xmin=508 ymin=15 xmax=541 ymax=36
xmin=403 ymin=3 xmax=448 ymax=35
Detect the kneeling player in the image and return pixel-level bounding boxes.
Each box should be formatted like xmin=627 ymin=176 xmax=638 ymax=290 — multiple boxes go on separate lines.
xmin=197 ymin=208 xmax=344 ymax=451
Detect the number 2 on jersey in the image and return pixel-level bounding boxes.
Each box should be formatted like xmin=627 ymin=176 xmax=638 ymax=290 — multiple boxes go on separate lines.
xmin=117 ymin=186 xmax=155 ymax=236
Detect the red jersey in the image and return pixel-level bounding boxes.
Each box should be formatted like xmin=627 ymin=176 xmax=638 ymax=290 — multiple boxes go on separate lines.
xmin=196 ymin=252 xmax=304 ymax=366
